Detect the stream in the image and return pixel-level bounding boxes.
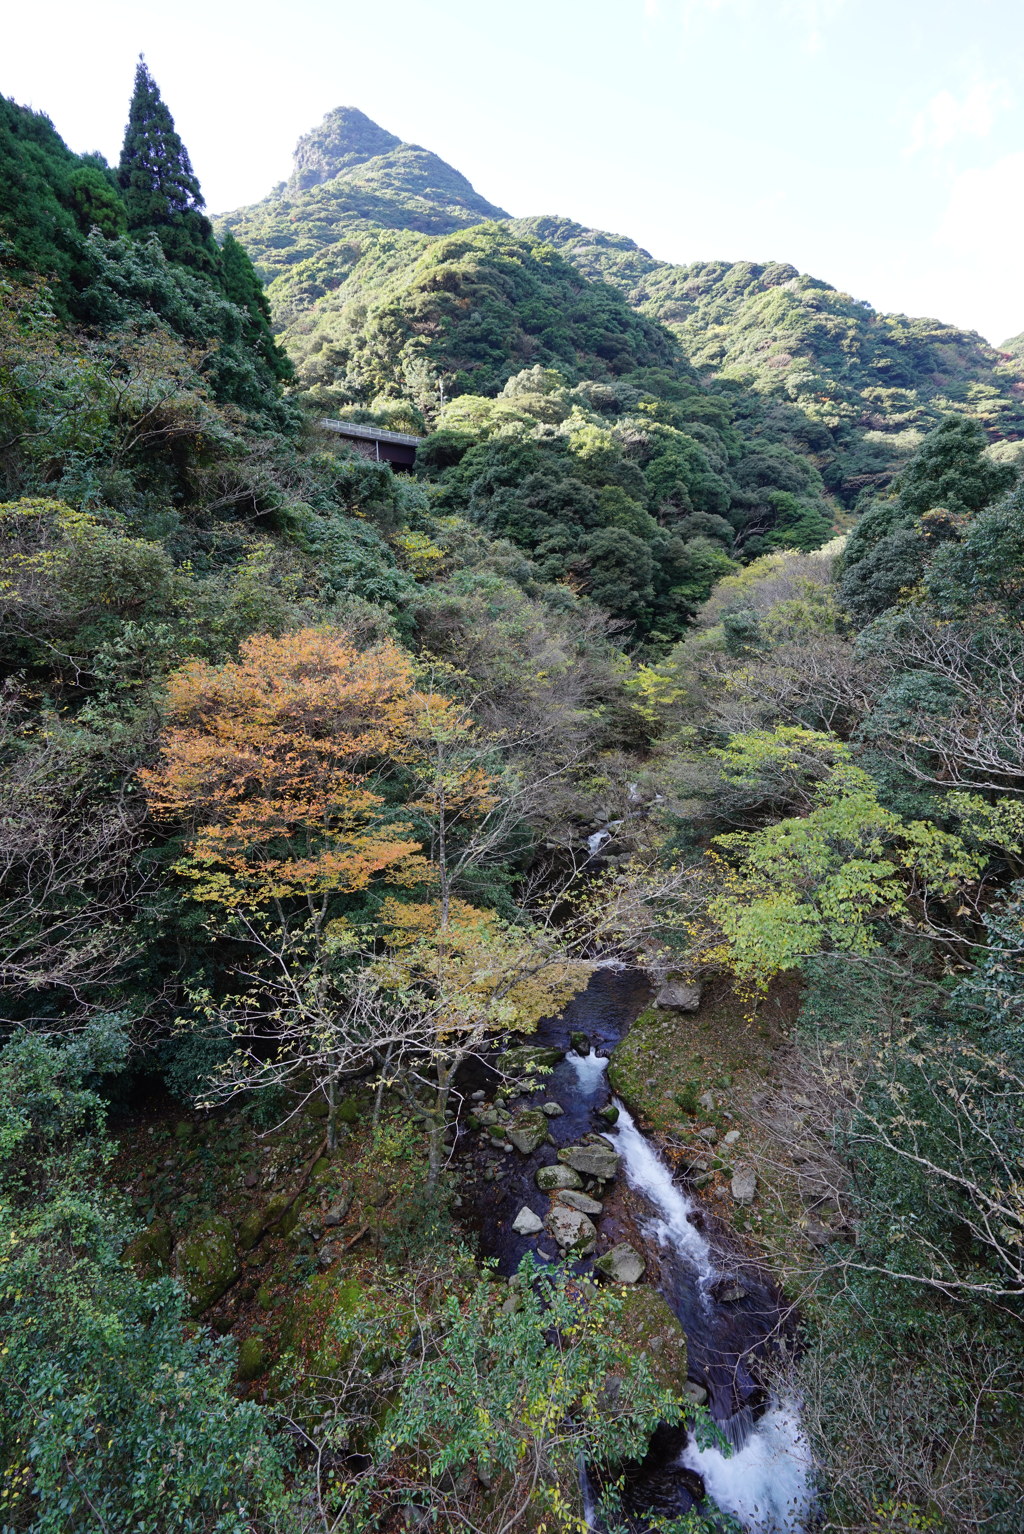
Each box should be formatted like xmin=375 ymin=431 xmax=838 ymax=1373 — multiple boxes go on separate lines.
xmin=456 ymin=968 xmax=814 ymax=1533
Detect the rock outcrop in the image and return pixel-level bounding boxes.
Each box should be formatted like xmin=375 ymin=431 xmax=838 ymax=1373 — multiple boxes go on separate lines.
xmin=655 ymin=977 xmax=702 ymax=1011
xmin=595 ymin=1242 xmax=646 ymax=1283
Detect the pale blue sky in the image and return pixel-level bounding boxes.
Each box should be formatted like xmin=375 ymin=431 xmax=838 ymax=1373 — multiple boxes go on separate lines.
xmin=6 ymin=0 xmax=1024 ymax=341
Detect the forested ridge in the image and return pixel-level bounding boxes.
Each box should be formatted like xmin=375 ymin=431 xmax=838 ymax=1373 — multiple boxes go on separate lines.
xmin=0 ymin=70 xmax=1022 ymax=1534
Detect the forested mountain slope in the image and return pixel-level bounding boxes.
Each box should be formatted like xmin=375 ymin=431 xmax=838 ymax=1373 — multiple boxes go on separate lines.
xmin=219 ymin=105 xmax=508 ymax=273
xmin=211 ymin=110 xmax=842 ymax=637
xmin=217 ymin=107 xmax=1024 ymax=514
xmin=512 ymin=215 xmax=1024 ymax=501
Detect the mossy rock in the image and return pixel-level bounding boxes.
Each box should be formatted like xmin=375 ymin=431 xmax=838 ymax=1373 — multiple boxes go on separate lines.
xmin=123 ymin=1218 xmax=172 ymax=1276
xmin=536 ymin=1164 xmax=583 ymax=1192
xmin=336 ymin=1095 xmax=361 ymax=1125
xmin=280 ymin=1273 xmax=367 ymax=1365
xmin=176 ymin=1215 xmax=240 ymax=1315
xmin=237 ymin=1208 xmax=267 ymax=1252
xmin=238 ymin=1190 xmax=299 ymax=1250
xmin=261 ymin=1191 xmax=298 ymax=1234
xmin=173 ymin=1120 xmax=194 ymax=1141
xmin=237 ymin=1335 xmax=269 ymax=1382
xmin=502 ymin=1044 xmax=564 ymax=1075
xmin=305 ymin=1098 xmax=330 ymax=1119
xmin=610 ymin=1286 xmax=688 ymax=1398
xmin=606 ymin=1061 xmax=627 ymax=1095
xmin=507 ymin=1109 xmax=549 ymax=1155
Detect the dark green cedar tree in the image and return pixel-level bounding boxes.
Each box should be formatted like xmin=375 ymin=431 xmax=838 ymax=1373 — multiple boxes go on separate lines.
xmin=220 ymin=229 xmax=293 ymax=381
xmin=117 ymin=57 xmax=220 ymax=276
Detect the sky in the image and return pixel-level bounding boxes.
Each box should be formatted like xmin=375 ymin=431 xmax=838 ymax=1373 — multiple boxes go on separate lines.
xmin=5 ymin=0 xmax=1024 ymax=343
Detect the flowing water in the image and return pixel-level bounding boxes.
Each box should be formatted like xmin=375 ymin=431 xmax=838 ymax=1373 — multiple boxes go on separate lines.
xmin=456 ymin=969 xmax=813 ymax=1533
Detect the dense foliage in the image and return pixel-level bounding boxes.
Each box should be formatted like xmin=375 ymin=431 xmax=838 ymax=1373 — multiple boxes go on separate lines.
xmin=630 ymin=411 xmax=1024 ymax=1530
xmin=2 ymin=71 xmax=1023 ymax=1534
xmin=512 ymin=215 xmax=1024 ymax=505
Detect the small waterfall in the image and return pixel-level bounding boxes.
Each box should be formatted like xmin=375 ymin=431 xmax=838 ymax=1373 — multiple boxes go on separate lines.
xmin=567 ymin=1048 xmax=611 ymax=1095
xmin=610 ymin=1101 xmax=717 ymax=1283
xmin=579 ymin=1454 xmax=598 ymax=1531
xmin=601 ymin=1076 xmax=813 ymax=1532
xmin=678 ymin=1399 xmax=813 ymax=1534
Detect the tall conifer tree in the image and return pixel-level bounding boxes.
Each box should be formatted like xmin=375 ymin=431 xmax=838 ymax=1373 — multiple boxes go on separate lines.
xmin=219 ymin=232 xmax=293 ymax=381
xmin=117 ymin=58 xmax=219 ymax=275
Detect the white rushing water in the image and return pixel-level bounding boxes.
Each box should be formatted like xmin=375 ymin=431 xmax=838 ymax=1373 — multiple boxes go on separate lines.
xmin=566 ymin=1054 xmax=814 ymax=1534
xmin=610 ymin=1100 xmax=717 ymax=1283
xmin=567 ymin=1047 xmax=611 ymax=1096
xmin=679 ymin=1400 xmax=813 ymax=1534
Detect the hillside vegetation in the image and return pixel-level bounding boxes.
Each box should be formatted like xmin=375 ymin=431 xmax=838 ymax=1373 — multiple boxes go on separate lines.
xmin=1 ymin=72 xmax=1022 ymax=1534
xmin=513 ymin=214 xmax=1024 ymax=501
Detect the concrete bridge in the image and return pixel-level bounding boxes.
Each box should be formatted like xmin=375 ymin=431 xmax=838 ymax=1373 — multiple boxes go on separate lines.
xmin=320 ymin=417 xmax=420 ymax=470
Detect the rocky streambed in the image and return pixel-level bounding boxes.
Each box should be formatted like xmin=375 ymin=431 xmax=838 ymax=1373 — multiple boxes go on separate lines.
xmin=454 ymin=968 xmax=814 ymax=1533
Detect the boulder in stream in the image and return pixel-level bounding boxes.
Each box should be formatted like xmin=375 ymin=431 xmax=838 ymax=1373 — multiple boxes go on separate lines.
xmin=512 ymin=1206 xmax=544 ymax=1236
xmin=502 ymin=1044 xmax=565 ymax=1074
xmin=558 ymin=1142 xmax=621 ymax=1181
xmin=536 ymin=1164 xmax=584 ymax=1192
xmin=507 ymin=1109 xmax=550 ymax=1155
xmin=610 ymin=1287 xmax=688 ymax=1394
xmin=541 ymin=1101 xmax=564 ymax=1118
xmin=544 ymin=1203 xmax=597 ymax=1253
xmin=594 ymin=1242 xmax=646 ymax=1283
xmin=554 ymin=1189 xmax=603 ymax=1215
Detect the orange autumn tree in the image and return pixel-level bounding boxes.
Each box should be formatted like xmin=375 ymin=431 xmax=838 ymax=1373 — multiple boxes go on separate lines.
xmin=141 ymin=627 xmax=455 ymax=908
xmin=145 ymin=626 xmax=595 ymax=1163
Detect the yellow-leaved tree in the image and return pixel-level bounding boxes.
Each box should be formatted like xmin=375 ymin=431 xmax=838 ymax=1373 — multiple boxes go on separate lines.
xmin=144 ymin=627 xmax=592 ymax=1167
xmin=701 ymin=728 xmax=986 ymax=994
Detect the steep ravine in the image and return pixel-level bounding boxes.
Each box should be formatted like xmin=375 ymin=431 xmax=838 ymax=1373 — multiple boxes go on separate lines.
xmin=455 ymin=969 xmax=813 ymax=1533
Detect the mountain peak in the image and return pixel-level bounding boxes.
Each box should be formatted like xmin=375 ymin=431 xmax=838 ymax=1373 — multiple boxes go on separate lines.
xmin=290 ymin=107 xmax=401 ymax=190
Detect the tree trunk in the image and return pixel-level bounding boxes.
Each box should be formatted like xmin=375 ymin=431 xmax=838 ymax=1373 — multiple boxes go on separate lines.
xmin=425 ymin=1065 xmax=454 ymax=1192
xmin=326 ymin=1071 xmax=337 ymax=1153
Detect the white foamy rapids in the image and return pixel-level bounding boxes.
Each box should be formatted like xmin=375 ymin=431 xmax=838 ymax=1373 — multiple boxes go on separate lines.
xmin=610 ymin=1100 xmax=716 ymax=1283
xmin=567 ymin=1048 xmax=610 ymax=1095
xmin=679 ymin=1398 xmax=813 ymax=1534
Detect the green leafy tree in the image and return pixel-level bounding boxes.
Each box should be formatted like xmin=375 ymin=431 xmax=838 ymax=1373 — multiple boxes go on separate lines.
xmin=294 ymin=1254 xmax=711 ymax=1533
xmin=0 ymin=98 xmax=126 ymax=310
xmin=219 ymin=230 xmax=292 ymax=381
xmin=925 ymin=482 xmax=1024 ymax=619
xmin=117 ymin=58 xmax=220 ymax=276
xmin=0 ymin=1023 xmax=288 ymax=1531
xmin=840 ymin=416 xmax=1017 ymax=621
xmin=703 ymin=728 xmax=982 ymax=990
xmin=893 ymin=415 xmax=1014 ymax=521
